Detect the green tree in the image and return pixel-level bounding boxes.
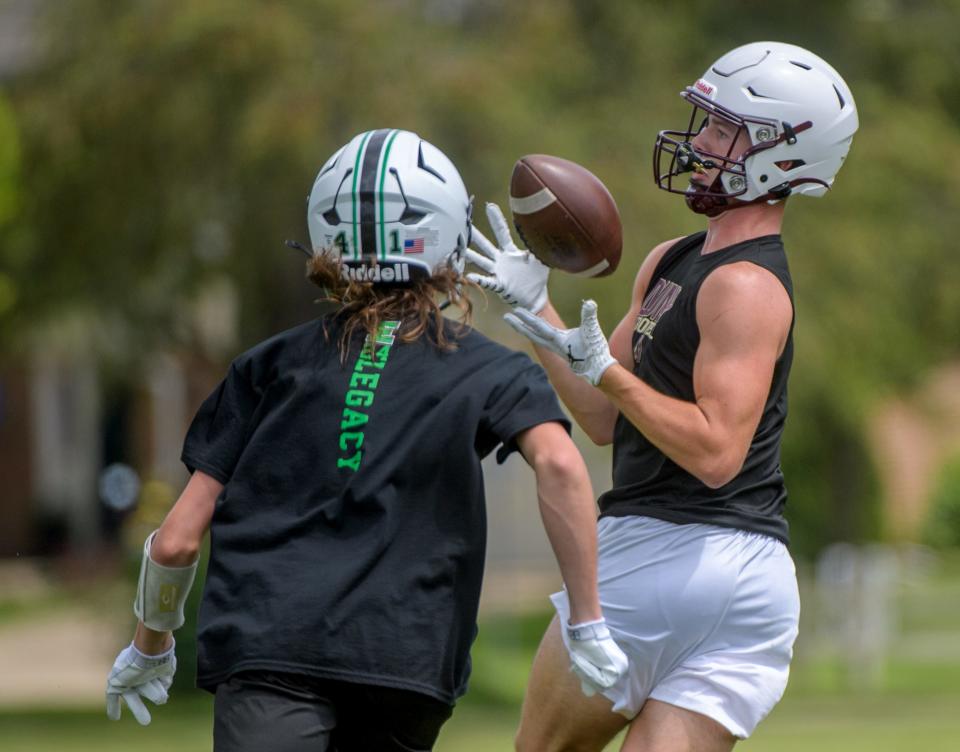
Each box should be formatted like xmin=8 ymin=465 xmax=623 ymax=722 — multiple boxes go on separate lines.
xmin=0 ymin=92 xmax=20 ymax=322
xmin=3 ymin=0 xmax=959 ymax=556
xmin=924 ymin=453 xmax=960 ymax=549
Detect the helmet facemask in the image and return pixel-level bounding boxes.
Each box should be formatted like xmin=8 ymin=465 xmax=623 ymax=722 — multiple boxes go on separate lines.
xmin=653 ymin=42 xmax=858 ymax=216
xmin=654 ymin=90 xmax=815 ymax=217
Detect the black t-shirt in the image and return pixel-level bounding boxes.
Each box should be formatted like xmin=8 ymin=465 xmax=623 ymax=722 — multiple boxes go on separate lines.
xmin=599 ymin=232 xmax=794 ymax=544
xmin=181 ymin=314 xmax=569 ymax=703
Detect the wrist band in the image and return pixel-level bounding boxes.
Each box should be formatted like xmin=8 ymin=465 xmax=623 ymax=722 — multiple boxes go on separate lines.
xmin=133 ymin=531 xmax=198 ymax=631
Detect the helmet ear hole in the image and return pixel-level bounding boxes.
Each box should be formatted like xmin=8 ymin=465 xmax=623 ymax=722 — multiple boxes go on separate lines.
xmin=774 ymin=160 xmax=805 ymax=171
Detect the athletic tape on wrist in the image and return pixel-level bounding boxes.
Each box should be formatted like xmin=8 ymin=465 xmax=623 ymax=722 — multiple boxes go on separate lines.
xmin=130 ymin=638 xmax=176 ymax=669
xmin=133 ymin=531 xmax=198 ymax=631
xmin=567 ymin=618 xmax=610 ymax=642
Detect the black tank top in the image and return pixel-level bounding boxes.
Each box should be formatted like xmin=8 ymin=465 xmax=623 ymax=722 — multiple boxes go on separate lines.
xmin=598 ymin=232 xmax=793 ymax=544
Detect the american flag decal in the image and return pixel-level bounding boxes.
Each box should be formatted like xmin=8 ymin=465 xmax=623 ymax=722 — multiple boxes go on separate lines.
xmin=404 ymin=237 xmax=425 ymax=254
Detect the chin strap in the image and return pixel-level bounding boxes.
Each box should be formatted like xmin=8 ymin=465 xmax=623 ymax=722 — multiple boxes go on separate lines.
xmin=685 ymin=174 xmax=730 ymax=217
xmin=680 ymin=118 xmax=823 ymax=216
xmin=686 ymin=175 xmax=831 ymax=216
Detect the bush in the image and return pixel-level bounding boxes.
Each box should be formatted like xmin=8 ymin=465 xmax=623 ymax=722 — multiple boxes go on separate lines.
xmin=923 ymin=454 xmax=960 ymax=549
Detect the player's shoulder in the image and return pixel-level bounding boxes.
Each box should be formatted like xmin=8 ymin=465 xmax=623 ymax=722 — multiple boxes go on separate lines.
xmin=649 ymin=233 xmax=696 ymax=260
xmin=648 ymin=233 xmax=704 ymax=272
xmin=454 ymin=323 xmax=536 ymax=364
xmin=703 ymin=233 xmax=791 ymax=295
xmin=232 ymin=318 xmax=326 ymax=372
xmin=703 ymin=259 xmax=787 ymax=292
xmin=698 ymin=261 xmax=793 ymax=324
xmin=628 ymin=233 xmax=699 ymax=300
xmin=451 ymin=324 xmax=549 ymax=382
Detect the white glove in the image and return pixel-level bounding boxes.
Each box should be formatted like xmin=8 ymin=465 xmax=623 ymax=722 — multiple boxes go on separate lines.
xmin=567 ymin=618 xmax=629 ymax=697
xmin=106 ymin=639 xmax=176 ymax=725
xmin=465 ymin=202 xmax=550 ymax=313
xmin=504 ymin=299 xmax=617 ymax=386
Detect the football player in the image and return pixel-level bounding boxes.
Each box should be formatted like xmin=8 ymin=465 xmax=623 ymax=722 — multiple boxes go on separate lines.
xmin=105 ymin=129 xmax=627 ymax=751
xmin=469 ymin=42 xmax=858 ymax=751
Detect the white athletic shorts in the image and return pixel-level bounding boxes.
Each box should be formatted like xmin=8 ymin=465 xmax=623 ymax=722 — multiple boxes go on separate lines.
xmin=551 ymin=515 xmax=800 ymax=739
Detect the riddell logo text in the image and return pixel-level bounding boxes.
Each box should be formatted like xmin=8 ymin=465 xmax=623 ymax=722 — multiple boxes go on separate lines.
xmin=694 ymin=79 xmax=715 ymax=97
xmin=342 ymin=263 xmax=411 ymax=283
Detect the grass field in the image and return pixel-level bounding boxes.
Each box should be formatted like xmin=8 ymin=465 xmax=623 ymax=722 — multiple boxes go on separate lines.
xmin=2 ymin=686 xmax=960 ymax=752
xmin=1 ymin=549 xmax=958 ymax=750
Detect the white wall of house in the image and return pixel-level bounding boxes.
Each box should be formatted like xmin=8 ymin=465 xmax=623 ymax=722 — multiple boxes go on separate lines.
xmin=29 ymin=348 xmax=101 ymax=547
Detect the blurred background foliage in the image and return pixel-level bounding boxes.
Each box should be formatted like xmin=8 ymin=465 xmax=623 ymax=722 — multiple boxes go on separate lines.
xmin=924 ymin=453 xmax=960 ymax=549
xmin=1 ymin=0 xmax=959 ymax=559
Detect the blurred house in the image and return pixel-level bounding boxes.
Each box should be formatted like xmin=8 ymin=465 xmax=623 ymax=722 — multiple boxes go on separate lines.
xmin=0 ymin=299 xmax=238 ymax=556
xmin=0 ymin=3 xmax=244 ymax=558
xmin=0 ymin=0 xmax=36 ymax=77
xmin=0 ymin=0 xmax=41 ymax=556
xmin=871 ymin=364 xmax=960 ymax=541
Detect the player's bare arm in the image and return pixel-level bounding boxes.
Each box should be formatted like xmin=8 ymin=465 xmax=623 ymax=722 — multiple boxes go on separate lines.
xmin=151 ymin=470 xmax=221 ymax=564
xmin=599 ymin=261 xmax=792 ymax=488
xmin=517 ymin=422 xmax=601 ymax=625
xmin=517 ymin=421 xmax=629 ymax=694
xmin=134 ymin=470 xmax=221 ymax=654
xmin=107 ymin=469 xmax=221 ymax=725
xmin=525 ymin=237 xmax=682 ymax=445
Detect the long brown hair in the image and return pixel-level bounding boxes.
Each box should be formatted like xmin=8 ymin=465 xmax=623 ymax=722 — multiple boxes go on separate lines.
xmin=307 ymin=253 xmax=475 ymax=360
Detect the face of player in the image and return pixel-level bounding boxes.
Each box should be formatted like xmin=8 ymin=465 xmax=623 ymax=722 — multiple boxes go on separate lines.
xmin=688 ymin=114 xmax=751 ymax=190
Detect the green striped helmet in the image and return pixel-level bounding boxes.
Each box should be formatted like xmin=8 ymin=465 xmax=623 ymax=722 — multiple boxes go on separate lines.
xmin=307 ymin=129 xmax=472 ymax=284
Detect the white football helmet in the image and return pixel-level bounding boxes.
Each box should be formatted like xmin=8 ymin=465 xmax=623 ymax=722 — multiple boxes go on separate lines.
xmin=654 ymin=41 xmax=858 ymax=215
xmin=307 ymin=129 xmax=472 ymax=284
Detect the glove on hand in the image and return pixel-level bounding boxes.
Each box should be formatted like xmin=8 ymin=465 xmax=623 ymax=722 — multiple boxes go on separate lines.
xmin=504 ymin=299 xmax=617 ymax=386
xmin=566 ymin=618 xmax=629 ymax=697
xmin=106 ymin=639 xmax=176 ymax=725
xmin=465 ymin=202 xmax=550 ymax=313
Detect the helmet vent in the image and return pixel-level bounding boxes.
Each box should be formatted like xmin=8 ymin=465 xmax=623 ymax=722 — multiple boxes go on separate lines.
xmin=833 ymin=84 xmax=846 ymax=109
xmin=790 ymin=60 xmax=812 ymax=70
xmin=712 ymin=49 xmax=770 ymax=77
xmin=318 ymin=155 xmax=340 ymax=178
xmin=418 ymin=143 xmax=446 ymax=183
xmin=322 ymin=169 xmax=353 ymax=226
xmin=746 ymin=86 xmax=771 ymax=99
xmin=389 ymin=167 xmax=428 ymax=225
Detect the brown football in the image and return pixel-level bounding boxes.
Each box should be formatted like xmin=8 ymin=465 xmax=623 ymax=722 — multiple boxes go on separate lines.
xmin=509 ymin=154 xmax=622 ymax=277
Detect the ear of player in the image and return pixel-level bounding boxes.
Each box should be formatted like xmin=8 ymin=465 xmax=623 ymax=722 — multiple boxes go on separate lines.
xmin=504 ymin=300 xmax=617 ymax=387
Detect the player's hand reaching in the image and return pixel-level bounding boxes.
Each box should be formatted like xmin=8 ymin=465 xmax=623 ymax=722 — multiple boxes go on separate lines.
xmin=566 ymin=618 xmax=629 ymax=697
xmin=106 ymin=639 xmax=177 ymax=725
xmin=505 ymin=299 xmax=617 ymax=386
xmin=466 ymin=202 xmax=550 ymax=313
